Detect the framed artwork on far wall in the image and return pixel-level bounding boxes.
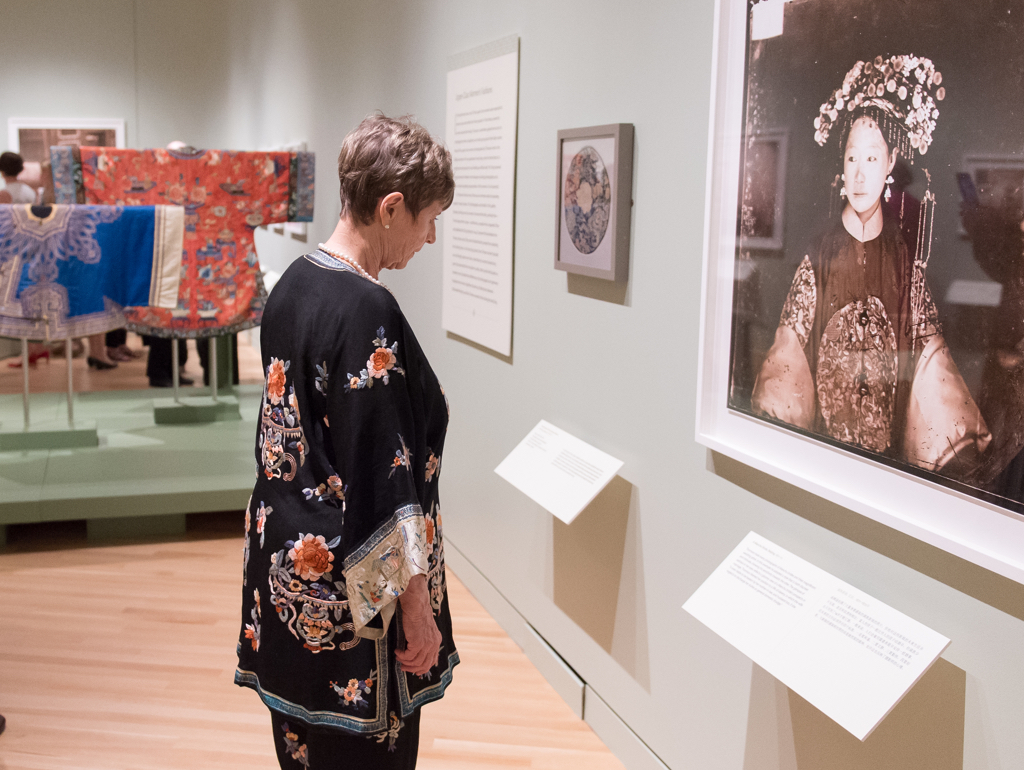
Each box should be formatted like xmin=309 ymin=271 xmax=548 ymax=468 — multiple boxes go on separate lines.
xmin=8 ymin=117 xmax=125 ymax=163
xmin=7 ymin=118 xmax=125 ymax=203
xmin=554 ymin=123 xmax=634 ymax=282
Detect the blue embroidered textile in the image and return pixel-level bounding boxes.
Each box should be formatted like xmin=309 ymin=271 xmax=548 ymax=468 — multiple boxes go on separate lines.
xmin=0 ymin=204 xmax=183 ymax=339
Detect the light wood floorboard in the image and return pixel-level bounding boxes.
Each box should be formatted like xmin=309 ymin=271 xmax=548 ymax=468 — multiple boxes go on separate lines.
xmin=0 ymin=531 xmax=625 ymax=769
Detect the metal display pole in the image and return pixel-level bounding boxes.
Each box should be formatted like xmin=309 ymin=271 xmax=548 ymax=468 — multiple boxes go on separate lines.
xmin=65 ymin=335 xmax=74 ymax=426
xmin=226 ymin=334 xmax=233 ymax=392
xmin=210 ymin=336 xmax=218 ymax=402
xmin=22 ymin=339 xmax=29 ymax=429
xmin=171 ymin=337 xmax=180 ymax=402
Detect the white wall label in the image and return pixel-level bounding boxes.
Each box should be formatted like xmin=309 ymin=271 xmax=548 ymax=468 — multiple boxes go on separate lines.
xmin=495 ymin=420 xmax=624 ymax=524
xmin=442 ymin=35 xmax=519 ymax=357
xmin=683 ymin=532 xmax=950 ymax=741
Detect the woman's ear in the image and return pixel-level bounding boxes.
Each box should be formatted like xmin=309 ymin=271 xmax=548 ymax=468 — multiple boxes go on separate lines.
xmin=888 ymin=149 xmax=898 ymax=175
xmin=377 ymin=191 xmax=405 ymax=228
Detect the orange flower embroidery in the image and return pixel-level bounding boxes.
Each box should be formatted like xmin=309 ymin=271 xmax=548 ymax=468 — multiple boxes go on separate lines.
xmin=289 ymin=534 xmax=335 ymax=581
xmin=347 ymin=327 xmax=405 ymax=390
xmin=368 ymin=347 xmax=396 ymax=378
xmin=267 ymin=358 xmax=287 ymax=404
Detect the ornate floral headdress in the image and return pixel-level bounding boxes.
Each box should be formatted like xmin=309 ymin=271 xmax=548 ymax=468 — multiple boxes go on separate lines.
xmin=813 ymin=54 xmax=945 ymax=160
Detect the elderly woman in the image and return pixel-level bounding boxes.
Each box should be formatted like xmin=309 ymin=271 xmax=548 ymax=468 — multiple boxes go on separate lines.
xmin=235 ymin=114 xmax=457 ymax=769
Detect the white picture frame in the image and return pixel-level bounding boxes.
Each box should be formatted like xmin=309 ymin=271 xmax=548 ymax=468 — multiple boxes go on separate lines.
xmin=696 ymin=0 xmax=1024 ymax=585
xmin=8 ymin=117 xmax=126 ymax=162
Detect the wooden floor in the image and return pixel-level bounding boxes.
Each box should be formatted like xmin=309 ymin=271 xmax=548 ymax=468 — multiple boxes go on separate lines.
xmin=0 ymin=520 xmax=625 ymax=769
xmin=0 ymin=332 xmax=264 ymax=395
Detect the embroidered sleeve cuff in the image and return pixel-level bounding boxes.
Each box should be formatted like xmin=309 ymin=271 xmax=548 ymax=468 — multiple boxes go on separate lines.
xmin=50 ymin=146 xmax=83 ymax=205
xmin=288 ymin=152 xmax=315 ymax=223
xmin=344 ymin=504 xmax=429 ymax=635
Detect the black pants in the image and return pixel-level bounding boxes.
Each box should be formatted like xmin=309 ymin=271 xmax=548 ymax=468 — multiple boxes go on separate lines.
xmin=196 ymin=334 xmax=239 ymax=386
xmin=105 ymin=328 xmax=127 ymax=347
xmin=143 ymin=336 xmax=188 ymax=383
xmin=270 ymin=708 xmax=420 ymax=769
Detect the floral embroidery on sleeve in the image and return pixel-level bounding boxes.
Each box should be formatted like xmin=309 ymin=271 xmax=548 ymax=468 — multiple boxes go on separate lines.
xmin=388 ymin=434 xmax=412 ymax=478
xmin=369 ymin=712 xmax=405 ymax=752
xmin=259 ymin=357 xmax=309 ymax=481
xmin=329 ymin=669 xmax=377 ymax=712
xmin=302 ymin=475 xmax=347 ymax=508
xmin=280 ymin=723 xmax=310 ymax=768
xmin=315 ymin=361 xmax=328 ymax=396
xmin=427 ymin=504 xmax=446 ymax=615
xmin=347 ymin=327 xmax=405 ymax=391
xmin=425 ymin=450 xmax=439 ymax=482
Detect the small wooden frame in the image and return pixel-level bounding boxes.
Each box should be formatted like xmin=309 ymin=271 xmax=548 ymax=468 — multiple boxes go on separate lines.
xmin=554 ymin=123 xmax=634 ymax=282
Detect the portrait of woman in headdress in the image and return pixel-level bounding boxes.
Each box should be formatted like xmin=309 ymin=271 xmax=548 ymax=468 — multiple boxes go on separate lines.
xmin=750 ymin=55 xmax=992 ymax=474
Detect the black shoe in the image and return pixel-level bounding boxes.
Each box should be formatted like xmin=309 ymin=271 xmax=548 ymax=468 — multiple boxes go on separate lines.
xmin=87 ymin=356 xmax=117 ymax=370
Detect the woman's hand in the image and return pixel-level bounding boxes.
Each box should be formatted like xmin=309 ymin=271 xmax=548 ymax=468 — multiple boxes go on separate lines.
xmin=395 ymin=574 xmax=441 ymax=675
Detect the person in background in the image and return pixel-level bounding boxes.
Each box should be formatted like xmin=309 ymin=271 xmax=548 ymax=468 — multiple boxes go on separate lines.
xmin=0 ymin=152 xmax=36 ymax=204
xmin=3 ymin=151 xmax=48 ymax=367
xmin=144 ymin=335 xmax=192 ymax=388
xmin=105 ymin=328 xmax=142 ymax=362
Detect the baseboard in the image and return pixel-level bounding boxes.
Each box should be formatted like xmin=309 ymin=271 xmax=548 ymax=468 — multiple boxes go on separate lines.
xmin=445 ymin=538 xmax=671 ymax=768
xmin=584 ymin=685 xmax=671 ymax=770
xmin=444 ymin=539 xmax=585 ymax=717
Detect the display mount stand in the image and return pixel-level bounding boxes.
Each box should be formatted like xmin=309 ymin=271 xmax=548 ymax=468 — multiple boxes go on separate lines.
xmin=0 ymin=335 xmax=99 ymax=451
xmin=152 ymin=335 xmax=241 ymax=424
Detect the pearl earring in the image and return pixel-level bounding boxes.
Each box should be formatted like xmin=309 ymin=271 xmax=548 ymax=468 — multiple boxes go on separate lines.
xmin=840 ymin=173 xmax=847 ymax=199
xmin=385 ymin=224 xmax=390 ymax=230
xmin=884 ymin=174 xmax=894 ymax=202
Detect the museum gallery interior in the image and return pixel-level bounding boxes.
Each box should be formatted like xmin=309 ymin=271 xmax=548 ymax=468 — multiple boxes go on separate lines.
xmin=1 ymin=1 xmax=1023 ymax=768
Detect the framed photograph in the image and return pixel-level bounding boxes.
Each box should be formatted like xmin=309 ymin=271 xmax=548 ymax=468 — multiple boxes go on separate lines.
xmin=554 ymin=123 xmax=634 ymax=282
xmin=7 ymin=118 xmax=124 ymax=203
xmin=8 ymin=117 xmax=125 ymax=163
xmin=962 ymin=155 xmax=1024 ymax=215
xmin=697 ymin=0 xmax=1024 ymax=583
xmin=738 ymin=130 xmax=788 ymax=250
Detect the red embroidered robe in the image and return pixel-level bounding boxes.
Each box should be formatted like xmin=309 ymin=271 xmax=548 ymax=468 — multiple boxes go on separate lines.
xmin=51 ymin=146 xmax=314 ymax=337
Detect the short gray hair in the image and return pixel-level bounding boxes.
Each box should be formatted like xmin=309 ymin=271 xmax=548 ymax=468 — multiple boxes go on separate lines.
xmin=337 ymin=113 xmax=454 ymax=225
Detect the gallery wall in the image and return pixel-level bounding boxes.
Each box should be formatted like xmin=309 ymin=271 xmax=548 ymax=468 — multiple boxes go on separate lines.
xmin=3 ymin=1 xmax=1024 ymax=768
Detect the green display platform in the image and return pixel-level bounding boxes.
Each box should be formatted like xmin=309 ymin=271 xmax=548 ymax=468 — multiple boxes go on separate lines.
xmin=153 ymin=395 xmax=242 ymax=424
xmin=0 ymin=419 xmax=99 ymax=450
xmin=0 ymin=386 xmax=262 ymax=545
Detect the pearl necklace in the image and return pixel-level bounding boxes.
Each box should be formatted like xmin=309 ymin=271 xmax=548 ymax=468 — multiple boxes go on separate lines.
xmin=317 ymin=243 xmax=390 ymax=293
